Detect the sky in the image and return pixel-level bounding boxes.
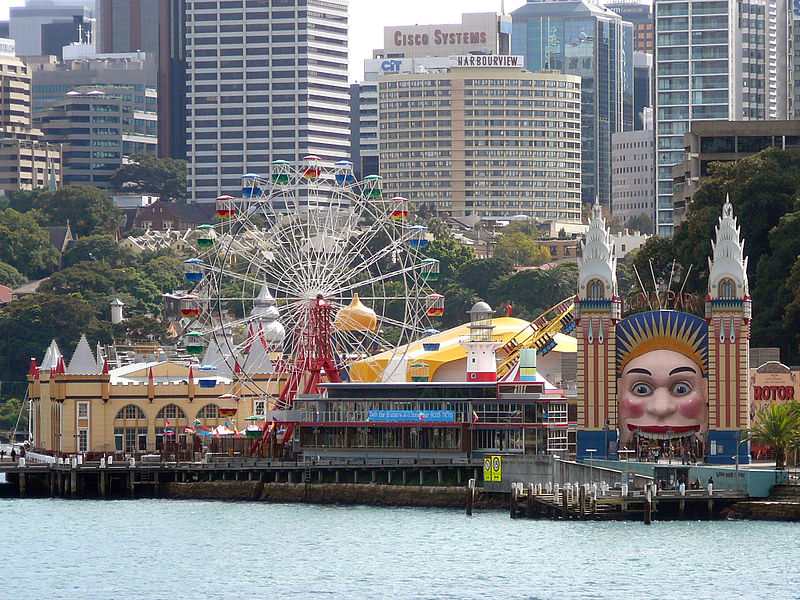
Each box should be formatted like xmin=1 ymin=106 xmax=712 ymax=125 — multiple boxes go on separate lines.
xmin=1 ymin=0 xmax=529 ymax=81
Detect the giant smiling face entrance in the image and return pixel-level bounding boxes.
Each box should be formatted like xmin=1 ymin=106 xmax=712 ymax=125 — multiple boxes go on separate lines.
xmin=616 ymin=311 xmax=709 ymax=453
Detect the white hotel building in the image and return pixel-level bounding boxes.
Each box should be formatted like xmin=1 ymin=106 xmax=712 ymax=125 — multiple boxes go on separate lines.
xmin=185 ymin=0 xmax=350 ymax=202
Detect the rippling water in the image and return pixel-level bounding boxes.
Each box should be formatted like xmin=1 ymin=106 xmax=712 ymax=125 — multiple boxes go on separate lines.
xmin=1 ymin=498 xmax=798 ymax=600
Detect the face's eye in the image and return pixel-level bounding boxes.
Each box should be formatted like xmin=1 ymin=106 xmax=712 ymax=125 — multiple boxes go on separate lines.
xmin=632 ymin=383 xmax=652 ymax=396
xmin=672 ymin=381 xmax=692 ymax=396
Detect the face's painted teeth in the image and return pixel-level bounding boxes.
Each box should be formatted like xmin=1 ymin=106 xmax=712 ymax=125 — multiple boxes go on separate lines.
xmin=635 ymin=430 xmax=696 ymax=441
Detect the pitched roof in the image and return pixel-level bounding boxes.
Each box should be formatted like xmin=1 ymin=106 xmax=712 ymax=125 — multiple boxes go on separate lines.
xmin=43 ymin=224 xmax=73 ymax=253
xmin=242 ymin=332 xmax=274 ymax=375
xmin=67 ymin=334 xmax=101 ymax=375
xmin=41 ymin=339 xmax=63 ymax=371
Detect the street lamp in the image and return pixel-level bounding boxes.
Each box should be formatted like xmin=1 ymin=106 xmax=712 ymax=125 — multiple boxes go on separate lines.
xmin=586 ymin=448 xmax=597 ymax=485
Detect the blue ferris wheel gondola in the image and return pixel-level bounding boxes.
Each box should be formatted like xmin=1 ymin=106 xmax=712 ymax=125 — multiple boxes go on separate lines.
xmin=184 ymin=258 xmax=204 ymax=283
xmin=242 ymin=173 xmax=262 ymax=197
xmin=334 ymin=160 xmax=355 ymax=185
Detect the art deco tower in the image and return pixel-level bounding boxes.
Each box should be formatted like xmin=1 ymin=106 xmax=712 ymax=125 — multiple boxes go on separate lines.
xmin=575 ymin=201 xmax=622 ymax=457
xmin=705 ymin=196 xmax=751 ymax=464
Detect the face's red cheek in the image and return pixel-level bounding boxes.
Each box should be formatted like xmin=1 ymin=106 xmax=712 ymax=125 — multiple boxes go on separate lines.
xmin=620 ymin=395 xmax=645 ymax=418
xmin=678 ymin=393 xmax=705 ymax=419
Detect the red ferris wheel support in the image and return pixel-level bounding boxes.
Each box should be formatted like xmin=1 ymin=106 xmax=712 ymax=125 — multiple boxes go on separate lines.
xmin=251 ymin=295 xmax=341 ymax=456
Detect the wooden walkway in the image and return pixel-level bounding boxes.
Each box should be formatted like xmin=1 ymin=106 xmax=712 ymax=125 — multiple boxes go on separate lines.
xmin=509 ymin=482 xmax=749 ymax=521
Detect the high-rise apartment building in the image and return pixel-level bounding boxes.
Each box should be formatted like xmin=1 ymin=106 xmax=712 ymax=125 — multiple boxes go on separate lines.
xmin=653 ymin=0 xmax=789 ymax=236
xmin=0 ymin=38 xmax=62 ymax=194
xmin=606 ymin=1 xmax=654 ymax=53
xmin=184 ymin=0 xmax=349 ymax=203
xmin=633 ymin=51 xmax=652 ymax=130
xmin=512 ymin=0 xmax=634 ymax=208
xmin=379 ymin=60 xmax=582 ymax=220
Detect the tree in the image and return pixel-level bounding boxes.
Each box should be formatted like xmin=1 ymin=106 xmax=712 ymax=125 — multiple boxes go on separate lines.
xmin=503 ymin=217 xmax=541 ymax=238
xmin=493 ymin=231 xmax=551 ymax=266
xmin=0 ymin=293 xmax=113 ymax=383
xmin=454 ymin=258 xmax=514 ymax=302
xmin=45 ymin=185 xmax=122 ymax=237
xmin=110 ymin=153 xmax=188 ymax=202
xmin=423 ymin=234 xmax=476 ymax=288
xmin=425 ymin=217 xmax=450 ymax=241
xmin=62 ymin=235 xmax=133 ymax=269
xmin=626 ymin=212 xmax=654 ymax=235
xmin=746 ymin=403 xmax=800 ymax=470
xmin=0 ymin=397 xmax=27 ymax=430
xmin=140 ymin=255 xmax=185 ymax=294
xmin=627 ymin=236 xmax=682 ymax=294
xmin=0 ymin=261 xmax=27 ymax=288
xmin=0 ymin=209 xmax=60 ymax=279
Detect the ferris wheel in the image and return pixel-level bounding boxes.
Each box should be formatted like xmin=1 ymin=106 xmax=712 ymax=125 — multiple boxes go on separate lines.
xmin=179 ymin=156 xmax=443 ymax=409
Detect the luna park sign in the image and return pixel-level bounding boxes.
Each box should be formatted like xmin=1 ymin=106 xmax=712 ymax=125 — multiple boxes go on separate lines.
xmin=624 ymin=291 xmax=701 ymax=315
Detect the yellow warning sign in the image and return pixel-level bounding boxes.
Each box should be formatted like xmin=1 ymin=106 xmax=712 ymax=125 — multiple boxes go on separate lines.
xmin=483 ymin=457 xmax=491 ymax=483
xmin=491 ymin=455 xmax=502 ymax=482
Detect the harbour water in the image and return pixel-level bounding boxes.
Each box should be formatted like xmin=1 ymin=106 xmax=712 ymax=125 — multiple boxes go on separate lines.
xmin=1 ymin=498 xmax=798 ymax=599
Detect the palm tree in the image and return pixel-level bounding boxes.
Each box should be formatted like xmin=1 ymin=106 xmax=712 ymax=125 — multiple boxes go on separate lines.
xmin=746 ymin=403 xmax=800 ymax=469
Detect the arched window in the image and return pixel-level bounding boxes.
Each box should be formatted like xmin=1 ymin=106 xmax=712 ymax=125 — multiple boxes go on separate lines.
xmin=197 ymin=404 xmax=220 ymax=419
xmin=156 ymin=404 xmax=187 ymax=420
xmin=719 ymin=278 xmax=735 ymax=299
xmin=588 ymin=279 xmax=604 ymax=300
xmin=116 ymin=404 xmax=146 ymax=420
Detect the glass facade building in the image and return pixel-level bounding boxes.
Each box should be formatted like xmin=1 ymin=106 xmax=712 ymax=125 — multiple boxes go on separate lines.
xmin=512 ymin=0 xmax=634 ymax=208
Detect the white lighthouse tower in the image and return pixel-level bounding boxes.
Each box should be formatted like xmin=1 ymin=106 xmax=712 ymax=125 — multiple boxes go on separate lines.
xmin=460 ymin=301 xmax=502 ymax=382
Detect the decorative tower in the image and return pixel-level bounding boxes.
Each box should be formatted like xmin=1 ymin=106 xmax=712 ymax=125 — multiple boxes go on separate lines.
xmin=576 ymin=200 xmax=622 ymax=458
xmin=705 ymin=196 xmax=751 ymax=464
xmin=460 ymin=302 xmax=502 ymax=382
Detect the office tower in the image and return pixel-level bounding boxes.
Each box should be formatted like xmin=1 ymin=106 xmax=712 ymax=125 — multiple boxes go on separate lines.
xmin=8 ymin=0 xmax=93 ymax=57
xmin=611 ymin=126 xmax=654 ymax=227
xmin=379 ymin=12 xmax=512 ymax=58
xmin=37 ymin=86 xmax=157 ymax=188
xmin=349 ymin=82 xmax=377 ymax=180
xmin=512 ymin=0 xmax=634 ymax=208
xmin=653 ymin=0 xmax=789 ymax=236
xmin=606 ymin=1 xmax=654 ymax=53
xmin=95 ymin=0 xmax=186 ymax=160
xmin=0 ymin=38 xmax=62 ymax=193
xmin=29 ymin=50 xmax=157 ymax=115
xmin=633 ymin=51 xmax=652 ymax=130
xmin=184 ymin=0 xmax=349 ymax=203
xmin=379 ymin=60 xmax=582 ymax=220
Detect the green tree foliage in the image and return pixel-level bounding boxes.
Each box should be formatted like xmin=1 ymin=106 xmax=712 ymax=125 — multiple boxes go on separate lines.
xmin=13 ymin=185 xmax=121 ymax=237
xmin=491 ymin=263 xmax=578 ymax=321
xmin=39 ymin=262 xmax=162 ymax=319
xmin=0 ymin=261 xmax=26 ymax=288
xmin=0 ymin=397 xmax=27 ymax=430
xmin=139 ymin=255 xmax=185 ymax=294
xmin=0 ymin=209 xmax=60 ymax=279
xmin=113 ymin=315 xmax=172 ymax=344
xmin=0 ymin=293 xmax=113 ymax=383
xmin=423 ymin=234 xmax=476 ymax=288
xmin=110 ymin=153 xmax=188 ymax=202
xmin=62 ymin=234 xmax=133 ymax=269
xmin=425 ymin=217 xmax=450 ymax=241
xmin=784 ymin=256 xmax=800 ymax=360
xmin=746 ymin=402 xmax=800 ymax=469
xmin=625 ymin=212 xmax=654 ymax=235
xmin=493 ymin=231 xmax=551 ymax=266
xmin=453 ymin=258 xmax=514 ymax=301
xmin=627 ymin=236 xmax=684 ymax=295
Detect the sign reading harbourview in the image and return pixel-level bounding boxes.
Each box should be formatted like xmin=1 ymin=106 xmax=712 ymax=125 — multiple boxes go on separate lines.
xmin=449 ymin=55 xmax=524 ymax=68
xmin=368 ymin=410 xmax=455 ymax=422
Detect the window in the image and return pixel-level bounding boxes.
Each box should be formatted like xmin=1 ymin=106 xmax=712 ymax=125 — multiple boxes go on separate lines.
xmin=156 ymin=404 xmax=187 ymax=420
xmin=77 ymin=402 xmax=89 ymax=419
xmin=116 ymin=404 xmax=146 ymax=420
xmin=77 ymin=429 xmax=88 ymax=452
xmin=254 ymin=400 xmax=266 ymax=418
xmin=588 ymin=279 xmax=604 ymax=300
xmin=197 ymin=404 xmax=220 ymax=419
xmin=719 ymin=278 xmax=735 ymax=299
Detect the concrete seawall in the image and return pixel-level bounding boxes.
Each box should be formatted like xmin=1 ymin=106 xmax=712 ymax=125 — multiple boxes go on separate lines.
xmin=161 ymin=481 xmax=505 ymax=509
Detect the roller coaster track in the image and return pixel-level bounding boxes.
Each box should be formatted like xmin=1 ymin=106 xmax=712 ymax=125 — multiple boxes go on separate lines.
xmin=495 ymin=297 xmax=576 ymax=380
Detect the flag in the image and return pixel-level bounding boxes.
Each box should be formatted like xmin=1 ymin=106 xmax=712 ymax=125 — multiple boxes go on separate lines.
xmin=472 ymin=410 xmax=479 ymax=423
xmin=165 ymin=419 xmax=170 ymax=427
xmin=234 ymin=429 xmax=240 ymax=439
xmin=194 ymin=419 xmax=202 ymax=426
xmin=164 ymin=429 xmax=175 ymax=436
xmin=184 ymin=426 xmax=195 ymax=434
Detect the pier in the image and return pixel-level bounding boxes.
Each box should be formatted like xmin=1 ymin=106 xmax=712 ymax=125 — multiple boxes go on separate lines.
xmin=508 ymin=481 xmax=749 ymax=521
xmin=0 ymin=455 xmax=484 ymax=500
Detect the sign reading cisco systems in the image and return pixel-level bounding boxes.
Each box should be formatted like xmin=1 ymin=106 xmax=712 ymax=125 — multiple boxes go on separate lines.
xmin=449 ymin=55 xmax=524 ymax=68
xmin=0 ymin=38 xmax=15 ymax=57
xmin=393 ymin=29 xmax=489 ymax=48
xmin=368 ymin=410 xmax=456 ymax=422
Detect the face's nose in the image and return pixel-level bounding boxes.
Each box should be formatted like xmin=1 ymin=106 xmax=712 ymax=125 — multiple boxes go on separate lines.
xmin=647 ymin=388 xmax=677 ymax=419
